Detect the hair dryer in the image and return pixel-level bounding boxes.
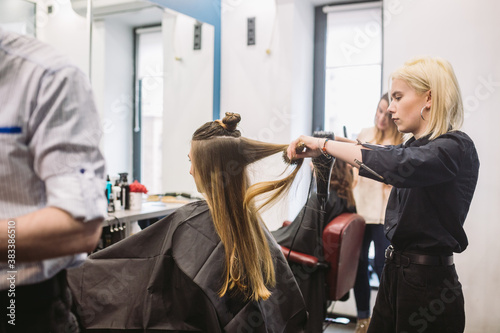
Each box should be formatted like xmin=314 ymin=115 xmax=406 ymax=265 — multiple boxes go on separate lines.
xmin=312 ymin=131 xmax=335 ymax=210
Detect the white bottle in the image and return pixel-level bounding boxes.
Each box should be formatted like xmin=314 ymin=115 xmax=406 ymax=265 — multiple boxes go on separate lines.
xmin=112 ymin=183 xmax=122 ymax=210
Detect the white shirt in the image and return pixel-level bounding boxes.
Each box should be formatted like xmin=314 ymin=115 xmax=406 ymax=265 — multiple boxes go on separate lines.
xmin=353 ymin=127 xmax=393 ymax=224
xmin=0 ymin=28 xmax=107 ymax=289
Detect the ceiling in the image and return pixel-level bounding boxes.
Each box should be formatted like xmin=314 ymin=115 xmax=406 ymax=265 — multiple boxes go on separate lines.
xmin=69 ymin=0 xmax=378 ymax=18
xmin=70 ymin=0 xmax=154 ymax=17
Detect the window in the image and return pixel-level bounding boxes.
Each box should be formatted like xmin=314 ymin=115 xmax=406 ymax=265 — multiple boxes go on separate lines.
xmin=135 ymin=27 xmax=163 ymax=194
xmin=323 ymin=2 xmax=382 ymax=139
xmin=319 ymin=2 xmax=384 ymax=289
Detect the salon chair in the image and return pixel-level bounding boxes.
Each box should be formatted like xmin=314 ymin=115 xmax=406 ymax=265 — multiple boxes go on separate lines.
xmin=279 ymin=213 xmax=365 ymax=331
xmin=280 ymin=212 xmax=365 ymax=301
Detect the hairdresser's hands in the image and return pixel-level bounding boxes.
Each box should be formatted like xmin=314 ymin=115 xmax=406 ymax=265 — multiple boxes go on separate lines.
xmin=287 ymin=135 xmax=322 ymax=160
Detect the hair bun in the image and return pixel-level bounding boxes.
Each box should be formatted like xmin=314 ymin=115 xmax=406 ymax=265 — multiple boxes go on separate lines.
xmin=222 ymin=112 xmax=241 ymax=132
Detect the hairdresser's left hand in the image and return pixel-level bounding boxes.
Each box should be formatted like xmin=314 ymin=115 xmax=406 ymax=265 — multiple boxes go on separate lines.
xmin=287 ymin=135 xmax=322 ymax=160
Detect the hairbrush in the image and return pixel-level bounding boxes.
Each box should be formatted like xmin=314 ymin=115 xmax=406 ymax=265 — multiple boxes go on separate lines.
xmin=282 ymin=142 xmax=306 ymax=165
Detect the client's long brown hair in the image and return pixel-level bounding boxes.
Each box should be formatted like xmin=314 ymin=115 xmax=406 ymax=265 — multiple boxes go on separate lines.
xmin=330 ymin=159 xmax=355 ymax=208
xmin=191 ymin=113 xmax=303 ymax=301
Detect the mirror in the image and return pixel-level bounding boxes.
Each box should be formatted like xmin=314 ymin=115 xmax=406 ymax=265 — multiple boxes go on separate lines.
xmin=0 ymin=0 xmax=36 ymax=37
xmin=75 ymin=0 xmax=215 ymax=194
xmin=0 ymin=0 xmax=215 ymax=195
xmin=1 ymin=0 xmax=93 ymax=82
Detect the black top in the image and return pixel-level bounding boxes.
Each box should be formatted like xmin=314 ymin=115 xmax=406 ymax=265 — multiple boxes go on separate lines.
xmin=359 ymin=131 xmax=479 ymax=255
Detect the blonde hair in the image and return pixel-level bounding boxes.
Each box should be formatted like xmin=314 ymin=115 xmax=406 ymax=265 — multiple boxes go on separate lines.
xmin=191 ymin=113 xmax=303 ymax=301
xmin=390 ymin=56 xmax=464 ymax=141
xmin=373 ymin=93 xmax=403 ymax=145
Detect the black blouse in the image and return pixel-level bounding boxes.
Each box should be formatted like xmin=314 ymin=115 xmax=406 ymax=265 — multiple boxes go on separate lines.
xmin=359 ymin=131 xmax=479 ymax=255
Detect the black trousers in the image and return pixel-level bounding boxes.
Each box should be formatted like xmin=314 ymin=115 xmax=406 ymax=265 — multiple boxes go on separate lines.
xmin=353 ymin=224 xmax=390 ymax=318
xmin=367 ymin=260 xmax=465 ymax=333
xmin=0 ymin=270 xmax=80 ymax=333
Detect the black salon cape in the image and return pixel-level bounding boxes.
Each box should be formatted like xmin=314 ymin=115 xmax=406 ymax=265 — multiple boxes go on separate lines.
xmin=272 ymin=192 xmax=354 ymax=257
xmin=67 ymin=201 xmax=307 ymax=332
xmin=271 ymin=192 xmax=354 ymax=333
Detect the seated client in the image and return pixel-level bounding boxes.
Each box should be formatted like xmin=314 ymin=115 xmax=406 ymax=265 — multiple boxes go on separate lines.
xmin=67 ymin=113 xmax=308 ymax=332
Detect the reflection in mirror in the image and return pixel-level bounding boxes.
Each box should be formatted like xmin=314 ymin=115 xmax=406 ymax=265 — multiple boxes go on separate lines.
xmin=0 ymin=0 xmax=36 ymax=37
xmin=85 ymin=0 xmax=214 ymax=195
xmin=38 ymin=0 xmax=90 ymax=76
xmin=1 ymin=0 xmax=215 ymax=196
xmin=71 ymin=0 xmax=152 ymax=17
xmin=0 ymin=0 xmax=92 ymax=76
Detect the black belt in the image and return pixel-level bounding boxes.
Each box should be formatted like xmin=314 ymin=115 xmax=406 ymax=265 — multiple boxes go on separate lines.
xmin=385 ymin=245 xmax=453 ymax=266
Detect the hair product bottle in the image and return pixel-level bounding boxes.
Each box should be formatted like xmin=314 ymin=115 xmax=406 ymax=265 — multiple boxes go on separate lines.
xmin=119 ymin=173 xmax=130 ymax=210
xmin=113 ymin=179 xmax=122 ymax=210
xmin=106 ymin=175 xmax=112 ymax=201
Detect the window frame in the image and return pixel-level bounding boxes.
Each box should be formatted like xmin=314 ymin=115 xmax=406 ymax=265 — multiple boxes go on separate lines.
xmin=312 ymin=0 xmax=384 ymax=134
xmin=132 ymin=24 xmax=163 ymax=183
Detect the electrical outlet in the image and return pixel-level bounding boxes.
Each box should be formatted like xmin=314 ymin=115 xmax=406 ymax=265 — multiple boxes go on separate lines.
xmin=194 ymin=23 xmax=202 ymax=50
xmin=247 ymin=17 xmax=255 ymax=46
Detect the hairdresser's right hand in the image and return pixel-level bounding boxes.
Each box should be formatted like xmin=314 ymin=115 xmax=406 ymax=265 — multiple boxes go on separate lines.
xmin=287 ymin=135 xmax=322 ymax=160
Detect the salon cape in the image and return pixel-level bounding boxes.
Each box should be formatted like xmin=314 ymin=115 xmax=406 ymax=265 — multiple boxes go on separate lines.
xmin=67 ymin=200 xmax=307 ymax=332
xmin=272 ymin=192 xmax=354 ymax=257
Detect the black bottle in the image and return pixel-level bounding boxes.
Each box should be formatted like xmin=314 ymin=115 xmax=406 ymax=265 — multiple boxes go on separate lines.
xmin=119 ymin=173 xmax=130 ymax=210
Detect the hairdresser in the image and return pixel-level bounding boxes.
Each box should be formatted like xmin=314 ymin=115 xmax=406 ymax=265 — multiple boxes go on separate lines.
xmin=0 ymin=28 xmax=106 ymax=332
xmin=287 ymin=56 xmax=479 ymax=333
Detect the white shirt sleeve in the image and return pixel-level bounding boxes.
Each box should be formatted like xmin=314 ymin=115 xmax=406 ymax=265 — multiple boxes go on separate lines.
xmin=28 ymin=66 xmax=107 ymax=222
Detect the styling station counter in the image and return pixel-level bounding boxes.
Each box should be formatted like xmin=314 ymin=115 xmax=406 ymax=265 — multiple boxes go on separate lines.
xmin=103 ymin=201 xmax=191 ymax=238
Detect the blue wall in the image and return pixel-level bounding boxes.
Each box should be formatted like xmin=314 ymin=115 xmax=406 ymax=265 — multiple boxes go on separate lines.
xmin=151 ymin=0 xmax=221 ymax=120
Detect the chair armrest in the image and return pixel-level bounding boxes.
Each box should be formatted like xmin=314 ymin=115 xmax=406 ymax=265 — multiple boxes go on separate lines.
xmin=280 ymin=246 xmax=318 ymax=267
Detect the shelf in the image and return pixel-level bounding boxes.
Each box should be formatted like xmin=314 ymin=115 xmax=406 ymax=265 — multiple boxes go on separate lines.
xmin=103 ymin=201 xmax=193 ymax=237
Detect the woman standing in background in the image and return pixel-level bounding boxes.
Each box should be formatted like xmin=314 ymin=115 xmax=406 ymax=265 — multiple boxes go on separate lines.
xmin=352 ymin=93 xmax=403 ymax=333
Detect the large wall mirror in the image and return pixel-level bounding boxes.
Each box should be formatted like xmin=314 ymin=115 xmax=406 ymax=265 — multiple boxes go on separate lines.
xmin=71 ymin=0 xmax=215 ymax=195
xmin=1 ymin=0 xmax=216 ymax=195
xmin=0 ymin=0 xmax=36 ymax=36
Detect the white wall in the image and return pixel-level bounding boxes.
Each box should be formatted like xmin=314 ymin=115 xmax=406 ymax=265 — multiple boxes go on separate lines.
xmin=33 ymin=1 xmax=135 ymax=180
xmin=91 ymin=20 xmax=106 ymax=121
xmin=289 ymin=0 xmax=315 ymax=223
xmin=162 ymin=11 xmax=215 ymax=194
xmin=99 ymin=17 xmax=135 ymax=180
xmin=383 ymin=0 xmax=500 ymax=331
xmin=89 ymin=8 xmax=215 ymax=190
xmin=33 ymin=0 xmax=134 ymax=180
xmin=35 ymin=0 xmax=90 ymax=76
xmin=221 ymin=0 xmax=314 ymax=230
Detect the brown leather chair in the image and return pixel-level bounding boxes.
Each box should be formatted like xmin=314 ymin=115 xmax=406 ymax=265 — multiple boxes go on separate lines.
xmin=279 ymin=212 xmax=366 ymax=302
